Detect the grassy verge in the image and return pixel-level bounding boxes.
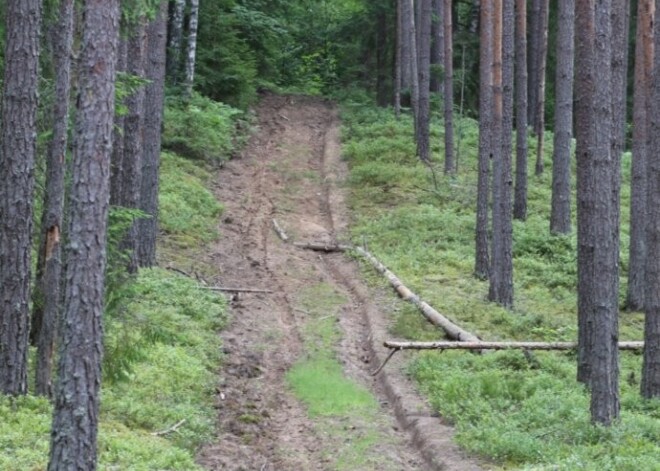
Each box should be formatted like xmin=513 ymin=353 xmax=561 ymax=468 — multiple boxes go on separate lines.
xmin=0 ymin=96 xmax=241 ymax=469
xmin=286 ymin=283 xmax=403 ymax=470
xmin=340 ymin=96 xmax=660 ymax=469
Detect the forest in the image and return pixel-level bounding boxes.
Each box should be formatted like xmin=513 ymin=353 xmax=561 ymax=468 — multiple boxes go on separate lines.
xmin=0 ymin=0 xmax=659 ymax=469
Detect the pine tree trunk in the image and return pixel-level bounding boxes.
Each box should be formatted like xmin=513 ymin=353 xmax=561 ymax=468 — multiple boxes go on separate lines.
xmin=575 ymin=0 xmax=620 ymax=425
xmin=32 ymin=0 xmax=74 ymax=398
xmin=376 ymin=7 xmax=389 ymax=107
xmin=137 ymin=1 xmax=168 ymax=268
xmin=534 ymin=0 xmax=549 ymax=175
xmin=513 ymin=0 xmax=528 ymax=220
xmin=110 ymin=38 xmax=127 ymax=206
xmin=406 ymin=0 xmax=420 ymax=136
xmin=627 ymin=0 xmax=654 ymax=312
xmin=550 ymin=0 xmax=575 ymax=234
xmin=430 ymin=0 xmax=445 ymax=94
xmin=48 ymin=1 xmax=120 ymax=469
xmin=641 ymin=0 xmax=660 ymax=399
xmin=443 ymin=0 xmax=454 ymax=174
xmin=527 ymin=0 xmax=541 ymax=126
xmin=0 ymin=0 xmax=42 ymax=396
xmin=395 ymin=0 xmax=403 ymax=118
xmin=184 ymin=0 xmax=200 ymax=98
xmin=416 ymin=0 xmax=432 ymax=161
xmin=120 ymin=19 xmax=148 ymax=274
xmin=401 ymin=0 xmax=412 ymax=91
xmin=167 ymin=0 xmax=185 ymax=83
xmin=475 ymin=0 xmax=493 ymax=280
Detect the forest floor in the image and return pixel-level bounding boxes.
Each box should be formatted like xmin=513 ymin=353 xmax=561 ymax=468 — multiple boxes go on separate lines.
xmin=195 ymin=94 xmax=485 ymax=471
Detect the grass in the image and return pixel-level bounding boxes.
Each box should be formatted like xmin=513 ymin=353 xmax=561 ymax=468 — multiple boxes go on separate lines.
xmin=340 ymin=95 xmax=660 ymax=469
xmin=286 ymin=282 xmax=408 ymax=471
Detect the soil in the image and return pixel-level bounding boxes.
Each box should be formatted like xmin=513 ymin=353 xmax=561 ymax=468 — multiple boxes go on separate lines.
xmin=195 ymin=94 xmax=486 ymax=471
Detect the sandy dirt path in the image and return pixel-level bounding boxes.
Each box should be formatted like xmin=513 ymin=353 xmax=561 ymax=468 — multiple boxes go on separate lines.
xmin=196 ymin=94 xmax=484 ymax=471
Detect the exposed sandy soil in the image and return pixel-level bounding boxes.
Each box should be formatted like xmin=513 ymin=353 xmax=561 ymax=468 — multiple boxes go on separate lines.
xmin=196 ymin=94 xmax=485 ymax=471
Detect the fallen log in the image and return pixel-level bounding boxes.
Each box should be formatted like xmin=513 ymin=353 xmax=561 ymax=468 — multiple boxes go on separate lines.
xmin=272 ymin=219 xmax=289 ymax=242
xmin=293 ymin=242 xmax=351 ymax=252
xmin=201 ymin=287 xmax=273 ymax=294
xmin=384 ymin=340 xmax=645 ymax=351
xmin=352 ymin=247 xmax=480 ymax=342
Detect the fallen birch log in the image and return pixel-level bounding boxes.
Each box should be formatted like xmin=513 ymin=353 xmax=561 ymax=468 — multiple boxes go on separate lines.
xmin=384 ymin=340 xmax=644 ymax=351
xmin=352 ymin=246 xmax=481 ymax=342
xmin=201 ymin=287 xmax=273 ymax=294
xmin=293 ymin=242 xmax=351 ymax=252
xmin=272 ymin=219 xmax=289 ymax=242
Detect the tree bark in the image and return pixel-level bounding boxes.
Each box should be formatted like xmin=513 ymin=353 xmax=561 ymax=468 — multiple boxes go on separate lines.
xmin=376 ymin=6 xmax=389 ymax=107
xmin=475 ymin=0 xmax=493 ymax=280
xmin=641 ymin=0 xmax=660 ymax=399
xmin=167 ymin=0 xmax=185 ymax=83
xmin=533 ymin=0 xmax=549 ymax=176
xmin=32 ymin=0 xmax=74 ymax=398
xmin=184 ymin=0 xmax=200 ymax=98
xmin=395 ymin=0 xmax=403 ymax=118
xmin=430 ymin=0 xmax=445 ymax=94
xmin=0 ymin=0 xmax=42 ymax=396
xmin=527 ymin=0 xmax=541 ymax=126
xmin=443 ymin=0 xmax=454 ymax=173
xmin=405 ymin=0 xmax=420 ymax=134
xmin=110 ymin=38 xmax=127 ymax=206
xmin=384 ymin=340 xmax=644 ymax=351
xmin=627 ymin=0 xmax=654 ymax=311
xmin=513 ymin=0 xmax=528 ymax=220
xmin=575 ymin=0 xmax=620 ymax=425
xmin=416 ymin=0 xmax=432 ymax=161
xmin=48 ymin=0 xmax=120 ymax=468
xmin=550 ymin=0 xmax=576 ymax=234
xmin=120 ymin=18 xmax=148 ymax=273
xmin=138 ymin=1 xmax=168 ymax=268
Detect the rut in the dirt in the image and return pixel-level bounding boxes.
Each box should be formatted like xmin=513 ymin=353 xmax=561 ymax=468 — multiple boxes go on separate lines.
xmin=196 ymin=94 xmax=483 ymax=471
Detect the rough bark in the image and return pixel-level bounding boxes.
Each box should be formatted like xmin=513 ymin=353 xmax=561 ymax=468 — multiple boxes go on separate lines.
xmin=641 ymin=0 xmax=660 ymax=399
xmin=527 ymin=0 xmax=541 ymax=125
xmin=627 ymin=0 xmax=654 ymax=311
xmin=0 ymin=0 xmax=42 ymax=396
xmin=384 ymin=341 xmax=644 ymax=351
xmin=184 ymin=0 xmax=200 ymax=98
xmin=395 ymin=0 xmax=403 ymax=118
xmin=533 ymin=0 xmax=549 ymax=175
xmin=405 ymin=0 xmax=420 ymax=133
xmin=488 ymin=0 xmax=513 ymax=307
xmin=430 ymin=0 xmax=445 ymax=94
xmin=48 ymin=0 xmax=120 ymax=468
xmin=120 ymin=19 xmax=148 ymax=273
xmin=401 ymin=0 xmax=412 ymax=90
xmin=443 ymin=0 xmax=454 ymax=173
xmin=513 ymin=0 xmax=528 ymax=220
xmin=167 ymin=0 xmax=185 ymax=83
xmin=475 ymin=0 xmax=493 ymax=280
xmin=416 ymin=0 xmax=432 ymax=161
xmin=137 ymin=1 xmax=168 ymax=268
xmin=550 ymin=0 xmax=576 ymax=234
xmin=32 ymin=0 xmax=74 ymax=398
xmin=575 ymin=0 xmax=620 ymax=424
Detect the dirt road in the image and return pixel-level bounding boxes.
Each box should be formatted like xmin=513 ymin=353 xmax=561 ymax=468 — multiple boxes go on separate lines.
xmin=196 ymin=94 xmax=483 ymax=471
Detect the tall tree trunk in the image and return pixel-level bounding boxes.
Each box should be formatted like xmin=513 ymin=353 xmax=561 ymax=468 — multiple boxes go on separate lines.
xmin=48 ymin=0 xmax=120 ymax=468
xmin=475 ymin=0 xmax=493 ymax=280
xmin=627 ymin=0 xmax=654 ymax=311
xmin=167 ymin=0 xmax=185 ymax=83
xmin=376 ymin=6 xmax=389 ymax=107
xmin=443 ymin=0 xmax=454 ymax=174
xmin=575 ymin=0 xmax=620 ymax=425
xmin=32 ymin=0 xmax=75 ymax=398
xmin=395 ymin=0 xmax=403 ymax=118
xmin=0 ymin=0 xmax=42 ymax=396
xmin=401 ymin=0 xmax=412 ymax=91
xmin=120 ymin=19 xmax=148 ymax=274
xmin=416 ymin=0 xmax=432 ymax=161
xmin=513 ymin=0 xmax=528 ymax=220
xmin=406 ymin=0 xmax=420 ymax=137
xmin=138 ymin=1 xmax=169 ymax=268
xmin=430 ymin=0 xmax=445 ymax=94
xmin=184 ymin=0 xmax=200 ymax=98
xmin=489 ymin=0 xmax=513 ymax=307
xmin=533 ymin=0 xmax=549 ymax=175
xmin=527 ymin=0 xmax=541 ymax=126
xmin=550 ymin=0 xmax=576 ymax=234
xmin=641 ymin=0 xmax=660 ymax=399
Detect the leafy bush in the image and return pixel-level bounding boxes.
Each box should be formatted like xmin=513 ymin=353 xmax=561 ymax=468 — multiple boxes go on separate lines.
xmin=163 ymin=92 xmax=246 ymax=163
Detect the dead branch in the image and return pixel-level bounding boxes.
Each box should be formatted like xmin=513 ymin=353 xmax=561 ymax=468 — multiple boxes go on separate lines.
xmin=272 ymin=219 xmax=289 ymax=242
xmin=353 ymin=247 xmax=481 ymax=342
xmin=293 ymin=242 xmax=351 ymax=252
xmin=165 ymin=265 xmax=193 ymax=278
xmin=201 ymin=287 xmax=274 ymax=294
xmin=370 ymin=347 xmax=400 ymax=376
xmin=151 ymin=419 xmax=186 ymax=436
xmin=384 ymin=340 xmax=645 ymax=351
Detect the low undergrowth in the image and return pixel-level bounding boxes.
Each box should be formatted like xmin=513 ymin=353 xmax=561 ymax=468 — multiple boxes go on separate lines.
xmin=1 ymin=96 xmax=238 ymax=469
xmin=340 ymin=95 xmax=660 ymax=469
